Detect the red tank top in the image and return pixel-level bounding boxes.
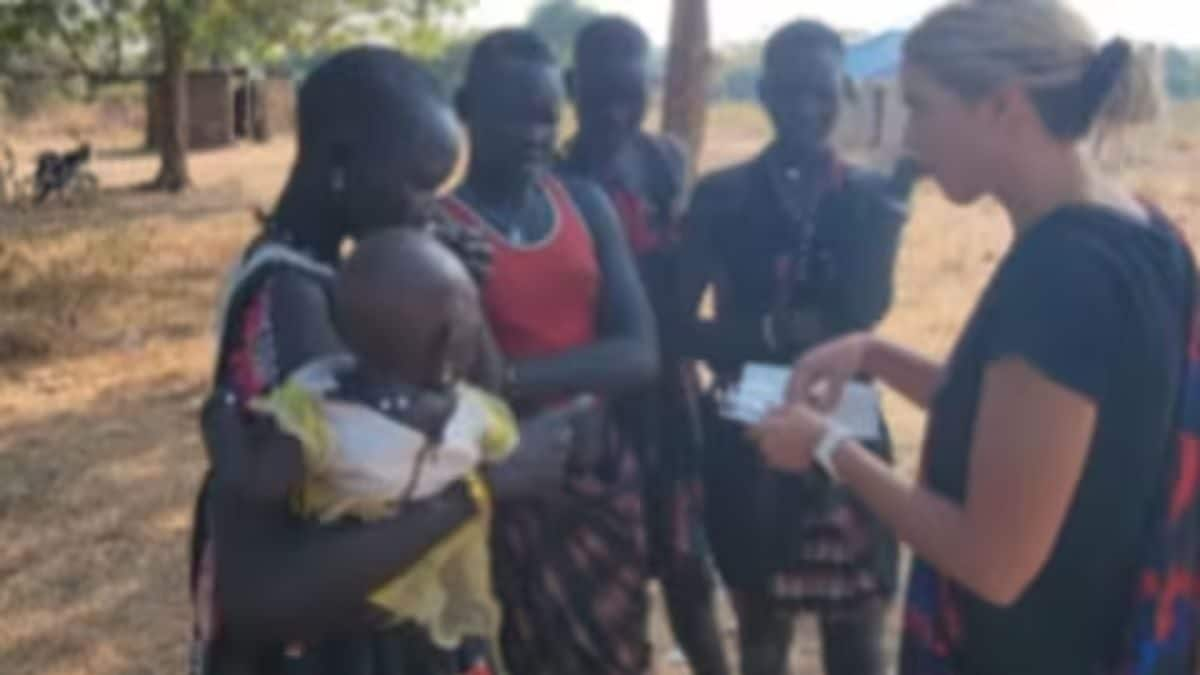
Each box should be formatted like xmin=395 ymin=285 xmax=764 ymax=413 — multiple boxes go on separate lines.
xmin=441 ymin=176 xmax=599 ymax=360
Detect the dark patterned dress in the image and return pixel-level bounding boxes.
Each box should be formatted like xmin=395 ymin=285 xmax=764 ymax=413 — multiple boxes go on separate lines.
xmin=561 ymin=133 xmax=707 ymax=578
xmin=441 ymin=175 xmax=651 ymax=675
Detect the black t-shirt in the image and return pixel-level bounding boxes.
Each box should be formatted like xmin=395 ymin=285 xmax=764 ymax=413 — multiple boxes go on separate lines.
xmin=921 ymin=205 xmax=1192 ymax=674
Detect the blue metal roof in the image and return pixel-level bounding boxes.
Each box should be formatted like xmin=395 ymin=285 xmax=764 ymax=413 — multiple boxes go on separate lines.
xmin=844 ymin=30 xmax=906 ymax=80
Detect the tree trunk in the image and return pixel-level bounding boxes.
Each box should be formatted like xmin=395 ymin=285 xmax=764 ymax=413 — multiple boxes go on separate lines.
xmin=149 ymin=0 xmax=191 ymax=192
xmin=662 ymin=0 xmax=711 ymax=179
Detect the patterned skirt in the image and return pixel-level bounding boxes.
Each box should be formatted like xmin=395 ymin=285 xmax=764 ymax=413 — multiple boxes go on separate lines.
xmin=702 ymin=394 xmax=898 ymax=614
xmin=491 ymin=422 xmax=651 ymax=675
xmin=613 ymin=363 xmax=709 ymax=578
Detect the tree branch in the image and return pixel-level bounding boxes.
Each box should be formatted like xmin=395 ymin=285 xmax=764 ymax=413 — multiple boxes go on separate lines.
xmin=104 ymin=2 xmax=126 ymax=77
xmin=48 ymin=5 xmax=94 ymax=80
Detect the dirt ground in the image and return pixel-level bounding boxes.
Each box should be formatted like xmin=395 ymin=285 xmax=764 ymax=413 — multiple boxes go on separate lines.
xmin=1 ymin=103 xmax=1199 ymax=675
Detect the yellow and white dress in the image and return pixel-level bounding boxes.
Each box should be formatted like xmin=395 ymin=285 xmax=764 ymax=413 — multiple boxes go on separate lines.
xmin=251 ymin=355 xmax=517 ymax=652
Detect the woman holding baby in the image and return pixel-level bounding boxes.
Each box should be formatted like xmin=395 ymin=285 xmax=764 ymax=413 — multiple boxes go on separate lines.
xmin=190 ymin=48 xmax=597 ymax=675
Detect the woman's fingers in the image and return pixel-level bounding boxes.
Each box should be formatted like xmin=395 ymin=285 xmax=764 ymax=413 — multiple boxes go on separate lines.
xmin=200 ymin=388 xmax=304 ymax=501
xmin=754 ymin=404 xmax=824 ymax=474
xmin=787 ymin=360 xmax=843 ymax=413
xmin=813 ymin=377 xmax=846 ymax=415
xmin=788 ymin=338 xmax=864 ymax=413
xmin=495 ymin=400 xmax=599 ymax=501
xmin=549 ymin=396 xmax=597 ymax=440
xmin=786 ymin=362 xmax=817 ymax=405
xmin=523 ymin=395 xmax=596 ymax=456
xmin=788 ymin=334 xmax=871 ymax=413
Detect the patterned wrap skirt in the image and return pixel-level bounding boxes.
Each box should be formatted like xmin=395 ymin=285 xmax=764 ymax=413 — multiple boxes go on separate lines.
xmin=491 ymin=418 xmax=651 ymax=675
xmin=702 ymin=392 xmax=898 ymax=615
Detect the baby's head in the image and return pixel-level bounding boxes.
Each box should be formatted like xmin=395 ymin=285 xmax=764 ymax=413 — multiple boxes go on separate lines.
xmin=334 ymin=229 xmax=483 ymax=390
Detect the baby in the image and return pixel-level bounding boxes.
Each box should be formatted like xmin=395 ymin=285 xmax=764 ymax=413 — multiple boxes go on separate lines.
xmin=252 ymin=228 xmax=514 ymax=650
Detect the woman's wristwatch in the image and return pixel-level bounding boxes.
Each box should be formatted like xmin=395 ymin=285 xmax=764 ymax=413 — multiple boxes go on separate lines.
xmin=814 ymin=423 xmax=852 ymax=483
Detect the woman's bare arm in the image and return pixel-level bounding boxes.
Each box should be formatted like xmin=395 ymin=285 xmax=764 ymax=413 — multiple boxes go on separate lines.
xmin=826 ymin=358 xmax=1095 ymax=605
xmin=864 ymin=336 xmax=945 ymax=410
xmin=206 ymin=392 xmax=586 ymax=644
xmin=204 ymin=397 xmax=478 ymax=645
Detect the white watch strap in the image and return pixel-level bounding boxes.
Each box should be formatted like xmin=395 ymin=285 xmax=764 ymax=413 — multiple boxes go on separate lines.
xmin=814 ymin=424 xmax=850 ymax=483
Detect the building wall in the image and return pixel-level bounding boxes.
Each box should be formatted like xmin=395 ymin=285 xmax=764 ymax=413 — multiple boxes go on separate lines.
xmin=833 ymin=77 xmax=908 ymax=166
xmin=252 ymin=78 xmax=295 ymax=141
xmin=145 ymin=71 xmax=235 ymax=150
xmin=188 ymin=72 xmax=235 ymax=149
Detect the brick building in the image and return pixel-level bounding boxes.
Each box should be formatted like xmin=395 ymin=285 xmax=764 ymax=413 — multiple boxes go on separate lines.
xmin=146 ymin=69 xmax=295 ymax=150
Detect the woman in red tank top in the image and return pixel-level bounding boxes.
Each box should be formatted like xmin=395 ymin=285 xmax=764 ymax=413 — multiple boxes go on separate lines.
xmin=443 ymin=175 xmax=599 ymax=362
xmin=442 ymin=30 xmax=658 ymax=675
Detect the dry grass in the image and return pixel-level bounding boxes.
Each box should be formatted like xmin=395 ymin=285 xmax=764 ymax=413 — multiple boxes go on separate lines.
xmin=1 ymin=101 xmax=1199 ymax=675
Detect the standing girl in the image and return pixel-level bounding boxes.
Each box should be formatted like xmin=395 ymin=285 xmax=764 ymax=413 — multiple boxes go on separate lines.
xmin=560 ymin=16 xmax=731 ymax=675
xmin=193 ymin=47 xmax=581 ymax=675
xmin=441 ymin=29 xmax=658 ymax=675
xmin=678 ymin=20 xmax=910 ymax=675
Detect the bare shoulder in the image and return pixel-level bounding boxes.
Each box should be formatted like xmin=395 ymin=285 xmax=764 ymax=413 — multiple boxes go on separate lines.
xmin=556 ymin=173 xmax=609 ymax=208
xmin=554 ymin=174 xmax=619 ymax=237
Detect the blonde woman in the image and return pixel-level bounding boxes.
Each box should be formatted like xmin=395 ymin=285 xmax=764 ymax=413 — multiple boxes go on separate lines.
xmin=754 ymin=2 xmax=1200 ymax=674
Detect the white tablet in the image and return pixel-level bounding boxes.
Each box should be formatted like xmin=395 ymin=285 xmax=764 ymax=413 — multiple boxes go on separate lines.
xmin=719 ymin=362 xmax=882 ymax=441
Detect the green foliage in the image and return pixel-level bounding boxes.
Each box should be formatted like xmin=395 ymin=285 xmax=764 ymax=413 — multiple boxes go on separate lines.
xmin=191 ymin=0 xmax=477 ymax=66
xmin=0 ymin=0 xmax=479 ymax=81
xmin=0 ymin=1 xmax=148 ymax=82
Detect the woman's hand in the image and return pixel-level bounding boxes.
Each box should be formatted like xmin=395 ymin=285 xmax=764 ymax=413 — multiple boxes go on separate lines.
xmin=433 ymin=219 xmax=493 ymax=285
xmin=486 ymin=396 xmax=597 ymax=501
xmin=201 ymin=388 xmax=303 ymax=502
xmin=787 ymin=332 xmax=873 ymax=412
xmin=755 ymin=403 xmax=830 ymax=474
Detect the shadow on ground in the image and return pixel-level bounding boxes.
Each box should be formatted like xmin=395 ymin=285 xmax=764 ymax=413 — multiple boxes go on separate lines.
xmin=0 ymin=375 xmax=208 ymax=675
xmin=0 ymin=181 xmax=250 ymax=232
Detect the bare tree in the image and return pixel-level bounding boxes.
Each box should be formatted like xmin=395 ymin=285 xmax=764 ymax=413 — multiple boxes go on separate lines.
xmin=148 ymin=0 xmax=203 ymax=192
xmin=662 ymin=0 xmax=711 ymax=178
